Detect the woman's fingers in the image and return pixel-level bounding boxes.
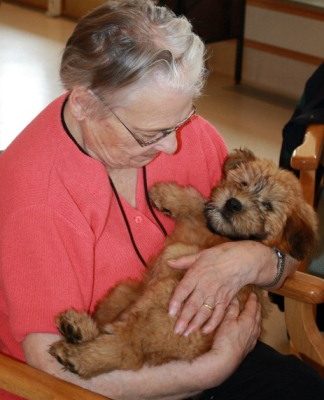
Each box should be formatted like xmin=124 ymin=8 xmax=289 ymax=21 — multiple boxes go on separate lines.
xmin=201 ymin=303 xmax=228 ymax=334
xmin=238 ymin=292 xmax=258 ymax=321
xmin=211 ymin=293 xmax=261 ymax=359
xmin=168 ymin=254 xmax=199 ymax=269
xmin=173 ymin=288 xmax=231 ymax=336
xmin=168 ymin=278 xmax=195 ymax=318
xmin=222 ymin=298 xmax=240 ymax=320
xmin=238 ymin=293 xmax=262 ymax=353
xmin=185 ymin=300 xmax=234 ymax=336
xmin=169 ymin=269 xmax=235 ymax=334
xmin=173 ymin=289 xmax=205 ymax=334
xmin=182 ymin=301 xmax=223 ymax=337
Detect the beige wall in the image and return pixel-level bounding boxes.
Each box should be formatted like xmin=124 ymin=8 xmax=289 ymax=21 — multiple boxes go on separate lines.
xmin=6 ymin=0 xmax=323 ymax=99
xmin=208 ymin=2 xmax=323 ymax=100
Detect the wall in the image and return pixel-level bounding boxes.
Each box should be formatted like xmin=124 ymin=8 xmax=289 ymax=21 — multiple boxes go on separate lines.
xmin=208 ymin=0 xmax=324 ymax=100
xmin=6 ymin=0 xmax=324 ymax=99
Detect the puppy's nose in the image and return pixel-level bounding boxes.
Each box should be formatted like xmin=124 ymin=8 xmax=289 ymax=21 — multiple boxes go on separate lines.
xmin=224 ymin=198 xmax=242 ymax=213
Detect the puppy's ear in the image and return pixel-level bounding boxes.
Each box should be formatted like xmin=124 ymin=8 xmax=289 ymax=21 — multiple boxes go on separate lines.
xmin=282 ymin=205 xmax=318 ymax=260
xmin=223 ymin=148 xmax=256 ymax=174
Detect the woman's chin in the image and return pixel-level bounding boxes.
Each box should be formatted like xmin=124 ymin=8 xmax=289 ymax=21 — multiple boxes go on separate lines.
xmin=132 ymin=153 xmax=160 ymax=167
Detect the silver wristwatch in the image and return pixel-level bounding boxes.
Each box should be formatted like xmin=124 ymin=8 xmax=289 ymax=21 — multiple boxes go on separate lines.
xmin=262 ymin=247 xmax=286 ymax=288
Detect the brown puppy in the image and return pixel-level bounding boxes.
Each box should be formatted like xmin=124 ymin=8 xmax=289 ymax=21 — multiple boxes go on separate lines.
xmin=49 ymin=149 xmax=318 ymax=378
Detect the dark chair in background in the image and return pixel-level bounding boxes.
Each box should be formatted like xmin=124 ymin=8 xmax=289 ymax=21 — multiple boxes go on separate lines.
xmin=159 ymin=0 xmax=246 ymax=84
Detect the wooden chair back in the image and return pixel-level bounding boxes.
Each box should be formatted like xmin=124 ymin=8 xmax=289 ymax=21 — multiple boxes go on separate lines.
xmin=272 ymin=123 xmax=324 ymax=376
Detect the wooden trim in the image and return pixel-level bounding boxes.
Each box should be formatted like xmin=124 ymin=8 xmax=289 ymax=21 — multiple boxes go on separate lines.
xmin=247 ymin=0 xmax=324 ymax=21
xmin=272 ymin=271 xmax=324 ymax=304
xmin=245 ymin=39 xmax=324 ymax=65
xmin=291 ymin=124 xmax=324 ymax=206
xmin=0 ymin=353 xmax=109 ymax=400
xmin=291 ymin=125 xmax=324 ymax=170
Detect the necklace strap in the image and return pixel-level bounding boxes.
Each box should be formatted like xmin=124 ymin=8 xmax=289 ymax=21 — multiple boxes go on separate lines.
xmin=109 ymin=166 xmax=167 ymax=269
xmin=109 ymin=176 xmax=148 ymax=268
xmin=143 ymin=166 xmax=168 ymax=237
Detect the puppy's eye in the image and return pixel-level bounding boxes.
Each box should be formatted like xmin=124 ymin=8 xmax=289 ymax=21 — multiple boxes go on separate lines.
xmin=240 ymin=181 xmax=248 ymax=187
xmin=262 ymin=201 xmax=273 ymax=211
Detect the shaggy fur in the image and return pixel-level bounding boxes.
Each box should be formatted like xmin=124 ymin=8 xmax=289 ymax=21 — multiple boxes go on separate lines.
xmin=49 ymin=149 xmax=318 ymax=378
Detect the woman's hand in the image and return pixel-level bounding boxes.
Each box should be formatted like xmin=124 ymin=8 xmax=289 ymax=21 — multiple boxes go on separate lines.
xmin=105 ymin=292 xmax=262 ymax=399
xmin=178 ymin=291 xmax=262 ymax=393
xmin=210 ymin=292 xmax=261 ymax=362
xmin=168 ymin=241 xmax=275 ymax=336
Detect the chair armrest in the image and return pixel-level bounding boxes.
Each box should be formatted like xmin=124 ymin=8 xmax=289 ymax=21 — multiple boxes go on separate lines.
xmin=271 ymin=271 xmax=324 ymax=304
xmin=291 ymin=124 xmax=324 ymax=171
xmin=0 ymin=353 xmax=108 ymax=400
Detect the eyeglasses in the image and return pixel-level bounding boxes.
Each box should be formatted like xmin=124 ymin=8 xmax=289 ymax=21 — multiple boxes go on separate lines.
xmin=95 ymin=92 xmax=196 ymax=147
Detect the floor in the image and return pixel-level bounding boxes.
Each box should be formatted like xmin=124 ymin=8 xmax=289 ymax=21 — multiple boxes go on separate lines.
xmin=0 ymin=1 xmax=294 ymax=354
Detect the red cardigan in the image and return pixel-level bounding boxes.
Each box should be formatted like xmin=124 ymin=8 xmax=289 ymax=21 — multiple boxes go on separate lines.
xmin=0 ymin=94 xmax=227 ymax=369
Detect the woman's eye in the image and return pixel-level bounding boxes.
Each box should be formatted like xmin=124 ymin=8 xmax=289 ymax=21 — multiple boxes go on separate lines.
xmin=262 ymin=201 xmax=273 ymax=211
xmin=140 ymin=132 xmax=156 ymax=139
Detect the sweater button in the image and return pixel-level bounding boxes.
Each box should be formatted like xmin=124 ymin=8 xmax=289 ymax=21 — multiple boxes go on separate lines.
xmin=135 ymin=216 xmax=143 ymax=223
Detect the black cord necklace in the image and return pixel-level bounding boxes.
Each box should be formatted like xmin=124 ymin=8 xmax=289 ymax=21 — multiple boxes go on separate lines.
xmin=109 ymin=166 xmax=167 ymax=268
xmin=61 ymin=100 xmax=166 ymax=267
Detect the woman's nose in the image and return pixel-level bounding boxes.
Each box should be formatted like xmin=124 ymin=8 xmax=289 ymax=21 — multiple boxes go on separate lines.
xmin=154 ymin=132 xmax=178 ymax=154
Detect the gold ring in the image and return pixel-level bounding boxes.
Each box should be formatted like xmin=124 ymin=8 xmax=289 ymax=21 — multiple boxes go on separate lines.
xmin=202 ymin=303 xmax=214 ymax=311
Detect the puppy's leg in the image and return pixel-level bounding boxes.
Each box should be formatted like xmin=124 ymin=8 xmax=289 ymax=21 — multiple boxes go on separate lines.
xmin=49 ymin=328 xmax=143 ymax=378
xmin=94 ymin=280 xmax=143 ymax=328
xmin=149 ymin=183 xmax=205 ymax=219
xmin=56 ymin=280 xmax=143 ymax=344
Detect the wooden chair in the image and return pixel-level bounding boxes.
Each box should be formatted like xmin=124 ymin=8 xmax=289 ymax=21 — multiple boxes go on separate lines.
xmin=272 ymin=124 xmax=324 ymax=376
xmin=0 ymin=353 xmax=108 ymax=400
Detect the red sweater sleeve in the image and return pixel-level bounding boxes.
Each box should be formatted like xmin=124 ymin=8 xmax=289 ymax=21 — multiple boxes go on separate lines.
xmin=1 ymin=205 xmax=95 ymax=344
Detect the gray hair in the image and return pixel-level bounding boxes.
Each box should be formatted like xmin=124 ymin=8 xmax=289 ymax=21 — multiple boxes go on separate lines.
xmin=60 ymin=0 xmax=207 ymax=99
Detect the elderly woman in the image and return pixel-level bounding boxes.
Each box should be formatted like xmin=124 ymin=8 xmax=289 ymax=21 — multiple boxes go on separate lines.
xmin=0 ymin=1 xmax=323 ymax=400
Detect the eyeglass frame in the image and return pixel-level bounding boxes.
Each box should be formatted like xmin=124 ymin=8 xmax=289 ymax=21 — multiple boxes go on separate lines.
xmin=94 ymin=92 xmax=196 ymax=147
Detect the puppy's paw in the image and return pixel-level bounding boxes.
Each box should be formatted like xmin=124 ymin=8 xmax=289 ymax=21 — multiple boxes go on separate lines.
xmin=56 ymin=309 xmax=99 ymax=344
xmin=49 ymin=340 xmax=89 ymax=377
xmin=150 ymin=183 xmax=205 ymax=218
xmin=149 ymin=183 xmax=175 ymax=216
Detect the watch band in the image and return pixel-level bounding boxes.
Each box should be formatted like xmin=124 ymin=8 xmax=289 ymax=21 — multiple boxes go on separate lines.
xmin=262 ymin=247 xmax=286 ymax=288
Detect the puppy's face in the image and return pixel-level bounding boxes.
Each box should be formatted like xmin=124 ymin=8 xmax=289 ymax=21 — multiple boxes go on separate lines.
xmin=205 ymin=159 xmax=293 ymax=241
xmin=204 ymin=149 xmax=317 ymax=259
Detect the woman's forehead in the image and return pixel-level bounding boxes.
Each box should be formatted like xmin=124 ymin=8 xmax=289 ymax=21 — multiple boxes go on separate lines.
xmin=111 ymin=77 xmax=194 ymax=109
xmin=110 ymin=82 xmax=194 ymax=128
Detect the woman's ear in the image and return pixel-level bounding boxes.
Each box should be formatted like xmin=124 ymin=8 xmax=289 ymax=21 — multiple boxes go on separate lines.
xmin=68 ymin=86 xmax=94 ymax=121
